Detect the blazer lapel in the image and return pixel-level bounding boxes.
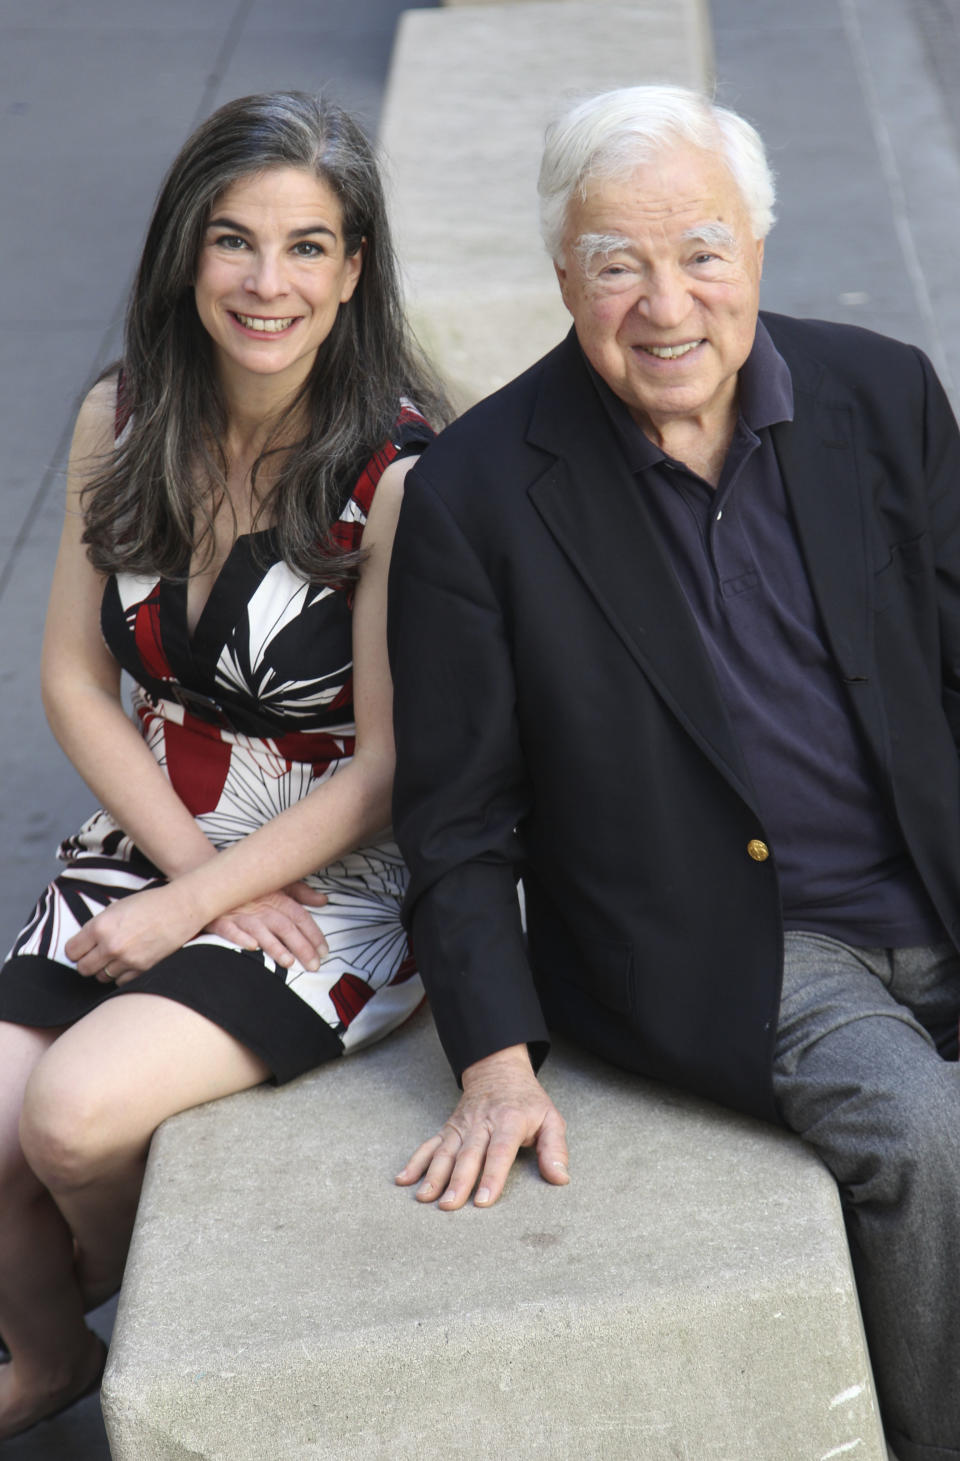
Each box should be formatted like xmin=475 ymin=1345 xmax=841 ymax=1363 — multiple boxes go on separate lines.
xmin=771 ymin=373 xmax=872 ymax=686
xmin=526 ymin=334 xmax=757 ymax=805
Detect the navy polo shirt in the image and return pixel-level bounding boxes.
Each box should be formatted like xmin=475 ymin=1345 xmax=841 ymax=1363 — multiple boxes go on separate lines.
xmin=590 ymin=320 xmax=944 ymax=948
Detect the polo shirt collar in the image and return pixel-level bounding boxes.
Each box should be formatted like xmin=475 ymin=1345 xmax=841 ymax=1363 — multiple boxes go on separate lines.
xmin=586 ymin=316 xmax=795 ymax=471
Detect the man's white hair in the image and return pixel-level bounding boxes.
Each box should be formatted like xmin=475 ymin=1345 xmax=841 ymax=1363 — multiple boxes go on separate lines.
xmin=538 ymin=85 xmax=776 ymax=264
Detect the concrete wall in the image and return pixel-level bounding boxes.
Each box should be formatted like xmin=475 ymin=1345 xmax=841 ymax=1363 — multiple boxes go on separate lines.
xmin=380 ymin=0 xmax=712 ymax=407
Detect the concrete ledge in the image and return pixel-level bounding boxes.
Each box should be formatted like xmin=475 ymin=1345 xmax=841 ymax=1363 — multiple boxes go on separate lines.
xmin=102 ymin=1006 xmax=886 ymax=1460
xmin=380 ymin=1 xmax=713 ymax=407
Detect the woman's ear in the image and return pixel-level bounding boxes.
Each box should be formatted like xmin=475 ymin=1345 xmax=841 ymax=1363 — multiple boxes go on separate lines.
xmin=340 ymin=237 xmax=365 ymax=303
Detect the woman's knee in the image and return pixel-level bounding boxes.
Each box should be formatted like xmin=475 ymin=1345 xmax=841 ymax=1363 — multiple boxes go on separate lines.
xmin=0 ymin=1022 xmax=63 ymax=1199
xmin=0 ymin=1125 xmax=45 ymax=1215
xmin=18 ymin=1053 xmax=143 ymax=1192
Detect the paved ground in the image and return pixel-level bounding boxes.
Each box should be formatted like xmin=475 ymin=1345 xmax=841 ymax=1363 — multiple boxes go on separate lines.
xmin=712 ymin=0 xmax=960 ymax=400
xmin=0 ymin=0 xmax=957 ymax=1455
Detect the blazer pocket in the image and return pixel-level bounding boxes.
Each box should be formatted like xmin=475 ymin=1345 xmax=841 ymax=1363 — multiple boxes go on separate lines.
xmin=556 ymin=936 xmax=634 ymax=1017
xmin=872 ymin=531 xmax=930 ymax=613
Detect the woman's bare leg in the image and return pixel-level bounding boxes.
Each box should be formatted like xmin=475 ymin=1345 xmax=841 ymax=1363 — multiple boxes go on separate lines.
xmin=0 ymin=1020 xmax=104 ymax=1440
xmin=2 ymin=992 xmax=268 ymax=1440
xmin=20 ymin=992 xmax=269 ymax=1334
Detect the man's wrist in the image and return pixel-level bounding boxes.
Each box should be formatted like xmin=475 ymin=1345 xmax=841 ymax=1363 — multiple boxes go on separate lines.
xmin=462 ymin=1043 xmax=535 ymax=1088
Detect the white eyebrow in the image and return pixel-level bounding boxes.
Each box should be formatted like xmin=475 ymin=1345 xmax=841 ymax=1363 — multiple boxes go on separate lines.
xmin=574 ymin=222 xmax=739 ymax=273
xmin=573 ymin=232 xmax=636 ymax=270
xmin=680 ymin=222 xmax=738 ymax=251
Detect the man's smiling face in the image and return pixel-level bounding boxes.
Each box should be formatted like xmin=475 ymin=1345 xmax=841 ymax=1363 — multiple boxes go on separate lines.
xmin=555 ymin=140 xmax=764 ymax=446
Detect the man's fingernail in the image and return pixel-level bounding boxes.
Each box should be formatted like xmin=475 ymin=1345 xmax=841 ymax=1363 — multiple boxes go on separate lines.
xmin=554 ymin=1162 xmax=568 ymax=1173
xmin=476 ymin=1187 xmax=491 ymax=1205
xmin=439 ymin=1189 xmax=456 ymax=1205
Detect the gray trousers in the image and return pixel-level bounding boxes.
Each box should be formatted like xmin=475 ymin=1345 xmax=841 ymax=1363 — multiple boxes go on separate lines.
xmin=776 ymin=933 xmax=960 ymax=1461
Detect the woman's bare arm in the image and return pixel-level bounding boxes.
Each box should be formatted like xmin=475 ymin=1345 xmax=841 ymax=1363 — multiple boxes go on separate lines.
xmin=42 ymin=379 xmax=218 ymax=881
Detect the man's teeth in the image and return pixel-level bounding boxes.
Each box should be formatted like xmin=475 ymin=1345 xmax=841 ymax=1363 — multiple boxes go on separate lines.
xmin=642 ymin=341 xmax=701 ymax=359
xmin=234 ymin=313 xmax=295 ymax=332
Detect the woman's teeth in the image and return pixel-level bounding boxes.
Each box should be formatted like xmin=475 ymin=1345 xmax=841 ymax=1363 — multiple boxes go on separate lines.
xmin=234 ymin=314 xmax=296 ymax=332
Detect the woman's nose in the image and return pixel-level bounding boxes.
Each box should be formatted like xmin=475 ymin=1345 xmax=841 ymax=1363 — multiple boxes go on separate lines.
xmin=244 ymin=252 xmax=289 ymax=299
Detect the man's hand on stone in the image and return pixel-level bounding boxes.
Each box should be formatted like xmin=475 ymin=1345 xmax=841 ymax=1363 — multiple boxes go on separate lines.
xmin=395 ymin=1043 xmax=569 ymax=1208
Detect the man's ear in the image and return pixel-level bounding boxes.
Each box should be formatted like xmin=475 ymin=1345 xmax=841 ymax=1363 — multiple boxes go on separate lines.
xmin=554 ymin=259 xmax=573 ymax=315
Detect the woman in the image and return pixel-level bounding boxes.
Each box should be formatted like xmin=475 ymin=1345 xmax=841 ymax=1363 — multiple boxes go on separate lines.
xmin=0 ymin=91 xmax=448 ymax=1439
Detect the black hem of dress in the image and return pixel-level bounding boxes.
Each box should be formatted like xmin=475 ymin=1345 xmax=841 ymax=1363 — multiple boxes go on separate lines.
xmin=0 ymin=949 xmax=344 ymax=1085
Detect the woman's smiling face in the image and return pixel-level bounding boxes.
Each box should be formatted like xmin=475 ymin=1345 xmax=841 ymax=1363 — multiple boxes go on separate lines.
xmin=194 ymin=165 xmax=362 ymax=395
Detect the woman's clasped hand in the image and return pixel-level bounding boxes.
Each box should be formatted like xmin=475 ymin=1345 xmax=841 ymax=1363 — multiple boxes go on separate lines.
xmin=65 ymin=880 xmax=330 ymax=986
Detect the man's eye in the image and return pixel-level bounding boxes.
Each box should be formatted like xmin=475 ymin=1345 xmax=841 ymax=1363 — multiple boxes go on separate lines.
xmin=591 ymin=263 xmax=639 ymax=290
xmin=692 ymin=252 xmax=719 ymax=265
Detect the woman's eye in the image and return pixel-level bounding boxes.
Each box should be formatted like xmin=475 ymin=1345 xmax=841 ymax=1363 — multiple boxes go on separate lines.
xmin=292 ymin=240 xmax=324 ymax=258
xmin=215 ymin=234 xmax=248 ymax=251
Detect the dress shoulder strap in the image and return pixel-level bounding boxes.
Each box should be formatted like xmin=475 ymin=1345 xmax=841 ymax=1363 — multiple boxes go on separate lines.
xmin=349 ymin=402 xmax=435 ymax=520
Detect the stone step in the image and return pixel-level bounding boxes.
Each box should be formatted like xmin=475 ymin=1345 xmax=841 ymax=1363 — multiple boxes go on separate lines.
xmin=102 ymin=1006 xmax=886 ymax=1460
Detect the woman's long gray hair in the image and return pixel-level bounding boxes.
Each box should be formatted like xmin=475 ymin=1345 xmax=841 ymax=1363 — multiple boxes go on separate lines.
xmin=82 ymin=91 xmax=450 ymax=582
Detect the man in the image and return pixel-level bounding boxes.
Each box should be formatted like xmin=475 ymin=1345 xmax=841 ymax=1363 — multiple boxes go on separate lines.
xmin=387 ymin=86 xmax=960 ymax=1461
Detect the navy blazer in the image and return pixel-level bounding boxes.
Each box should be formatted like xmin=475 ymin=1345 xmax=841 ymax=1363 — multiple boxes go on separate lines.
xmin=388 ymin=314 xmax=960 ymax=1122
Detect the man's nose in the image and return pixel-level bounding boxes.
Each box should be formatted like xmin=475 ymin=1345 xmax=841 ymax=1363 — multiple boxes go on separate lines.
xmin=636 ymin=269 xmax=690 ymax=328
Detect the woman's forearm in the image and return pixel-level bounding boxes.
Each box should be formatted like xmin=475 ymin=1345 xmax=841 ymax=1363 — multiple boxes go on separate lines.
xmin=43 ymin=680 xmax=217 ymax=879
xmin=46 ymin=671 xmax=393 ymax=925
xmin=56 ymin=741 xmax=394 ymax=979
xmin=169 ymin=746 xmax=395 ymax=926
